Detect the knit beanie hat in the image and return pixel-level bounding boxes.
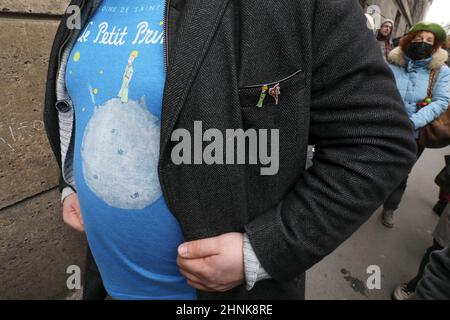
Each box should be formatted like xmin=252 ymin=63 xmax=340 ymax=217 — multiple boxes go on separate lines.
xmin=381 ymin=19 xmax=394 ymax=28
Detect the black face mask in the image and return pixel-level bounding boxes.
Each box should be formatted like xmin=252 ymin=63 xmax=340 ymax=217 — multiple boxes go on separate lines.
xmin=406 ymin=42 xmax=434 ymax=61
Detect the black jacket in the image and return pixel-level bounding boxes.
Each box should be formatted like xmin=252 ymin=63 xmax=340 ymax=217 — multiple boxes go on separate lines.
xmin=436 ymin=155 xmax=450 ymax=193
xmin=44 ymin=0 xmax=417 ymax=299
xmin=416 ymin=245 xmax=450 ymax=300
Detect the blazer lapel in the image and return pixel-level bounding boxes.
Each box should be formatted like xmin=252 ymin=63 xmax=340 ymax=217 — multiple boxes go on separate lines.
xmin=160 ymin=0 xmax=230 ymax=154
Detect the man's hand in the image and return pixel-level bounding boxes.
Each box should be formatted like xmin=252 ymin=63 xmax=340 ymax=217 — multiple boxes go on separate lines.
xmin=62 ymin=193 xmax=84 ymax=232
xmin=177 ymin=232 xmax=245 ymax=292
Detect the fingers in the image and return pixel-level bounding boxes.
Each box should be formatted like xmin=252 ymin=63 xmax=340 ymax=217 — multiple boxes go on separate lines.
xmin=177 ymin=256 xmax=226 ymax=292
xmin=179 ymin=265 xmax=217 ymax=292
xmin=179 ymin=268 xmax=205 ymax=286
xmin=62 ymin=194 xmax=84 ymax=233
xmin=178 ymin=237 xmax=220 ymax=259
xmin=177 ymin=256 xmax=213 ymax=283
xmin=73 ymin=201 xmax=84 ymax=228
xmin=177 ymin=256 xmax=210 ymax=276
xmin=63 ymin=211 xmax=85 ymax=232
xmin=75 ymin=212 xmax=84 ymax=230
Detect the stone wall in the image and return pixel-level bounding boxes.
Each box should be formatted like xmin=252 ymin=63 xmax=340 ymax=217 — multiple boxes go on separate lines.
xmin=0 ymin=0 xmax=86 ymax=300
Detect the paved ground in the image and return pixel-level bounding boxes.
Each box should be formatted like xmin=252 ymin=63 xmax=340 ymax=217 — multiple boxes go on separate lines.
xmin=306 ymin=147 xmax=449 ymax=300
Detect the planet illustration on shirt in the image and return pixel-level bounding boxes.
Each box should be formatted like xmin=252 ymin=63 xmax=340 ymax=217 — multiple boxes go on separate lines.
xmin=80 ymin=51 xmax=162 ymax=210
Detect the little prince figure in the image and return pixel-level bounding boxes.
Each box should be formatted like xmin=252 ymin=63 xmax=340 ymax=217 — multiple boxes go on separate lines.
xmin=118 ymin=50 xmax=139 ymax=103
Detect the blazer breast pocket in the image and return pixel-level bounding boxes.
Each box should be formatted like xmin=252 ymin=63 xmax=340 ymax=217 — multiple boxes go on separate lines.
xmin=238 ymin=69 xmax=306 ymax=130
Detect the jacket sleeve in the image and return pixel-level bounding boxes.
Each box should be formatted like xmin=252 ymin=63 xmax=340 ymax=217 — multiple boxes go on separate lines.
xmin=43 ymin=7 xmax=74 ymax=196
xmin=410 ymin=67 xmax=450 ymax=130
xmin=415 ymin=246 xmax=450 ymax=300
xmin=245 ymin=0 xmax=417 ymax=282
xmin=61 ymin=186 xmax=76 ymax=204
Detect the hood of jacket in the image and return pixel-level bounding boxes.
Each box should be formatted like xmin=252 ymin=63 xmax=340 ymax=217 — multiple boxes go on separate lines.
xmin=388 ymin=46 xmax=449 ymax=70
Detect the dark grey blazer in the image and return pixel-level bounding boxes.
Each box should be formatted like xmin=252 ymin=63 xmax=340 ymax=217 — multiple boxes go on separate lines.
xmin=44 ymin=0 xmax=417 ymax=299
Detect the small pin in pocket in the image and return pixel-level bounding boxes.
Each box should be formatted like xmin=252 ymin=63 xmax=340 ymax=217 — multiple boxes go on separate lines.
xmin=256 ymin=85 xmax=269 ymax=108
xmin=268 ymin=83 xmax=280 ymax=105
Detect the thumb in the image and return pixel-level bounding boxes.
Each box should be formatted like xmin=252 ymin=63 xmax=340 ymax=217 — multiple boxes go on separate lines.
xmin=178 ymin=237 xmax=219 ymax=259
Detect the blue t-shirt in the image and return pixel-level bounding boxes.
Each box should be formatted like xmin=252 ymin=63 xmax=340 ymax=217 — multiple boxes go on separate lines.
xmin=65 ymin=0 xmax=196 ymax=300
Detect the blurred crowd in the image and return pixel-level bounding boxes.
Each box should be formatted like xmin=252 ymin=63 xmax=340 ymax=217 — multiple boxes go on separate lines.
xmin=367 ymin=17 xmax=450 ymax=300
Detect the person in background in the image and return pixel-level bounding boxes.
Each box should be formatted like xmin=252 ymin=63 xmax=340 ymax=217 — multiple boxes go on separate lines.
xmin=414 ymin=243 xmax=450 ymax=300
xmin=432 ymin=34 xmax=450 ymax=216
xmin=381 ymin=22 xmax=450 ymax=228
xmin=415 ymin=59 xmax=450 ymax=298
xmin=376 ymin=19 xmax=394 ymax=61
xmin=392 ymin=202 xmax=450 ymax=299
xmin=434 ymin=155 xmax=450 ymax=216
xmin=393 ymin=149 xmax=450 ymax=300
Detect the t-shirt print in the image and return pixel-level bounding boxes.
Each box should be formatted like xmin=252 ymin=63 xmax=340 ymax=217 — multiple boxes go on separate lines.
xmin=80 ymin=50 xmax=162 ymax=210
xmin=65 ymin=0 xmax=196 ymax=300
